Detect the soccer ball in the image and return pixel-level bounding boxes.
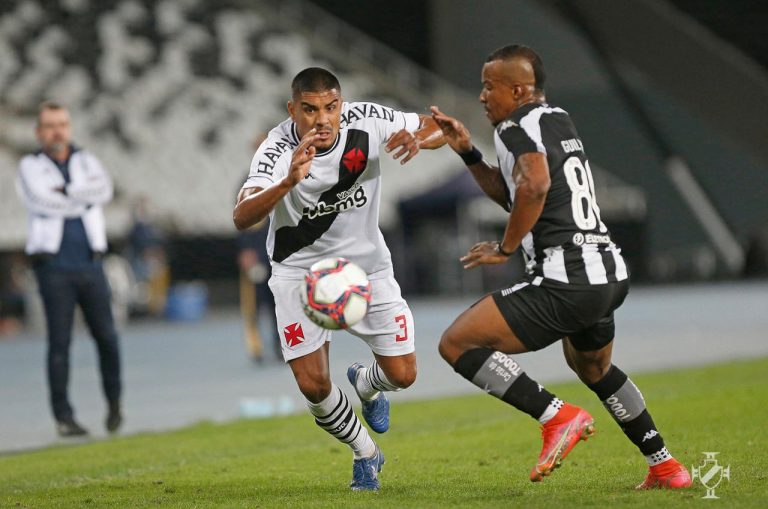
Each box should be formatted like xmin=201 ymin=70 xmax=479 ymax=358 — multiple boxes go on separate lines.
xmin=300 ymin=257 xmax=372 ymax=330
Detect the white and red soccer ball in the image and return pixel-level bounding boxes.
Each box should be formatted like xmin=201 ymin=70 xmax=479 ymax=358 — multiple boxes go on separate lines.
xmin=300 ymin=257 xmax=372 ymax=330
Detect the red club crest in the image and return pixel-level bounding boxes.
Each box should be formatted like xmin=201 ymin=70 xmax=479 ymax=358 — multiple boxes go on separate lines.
xmin=284 ymin=322 xmax=305 ymax=347
xmin=342 ymin=148 xmax=367 ymax=173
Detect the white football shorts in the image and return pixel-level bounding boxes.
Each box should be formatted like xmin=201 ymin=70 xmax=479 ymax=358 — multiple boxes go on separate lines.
xmin=268 ymin=273 xmax=416 ymax=362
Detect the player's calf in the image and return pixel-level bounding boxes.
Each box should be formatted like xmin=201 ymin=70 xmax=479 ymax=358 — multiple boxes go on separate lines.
xmin=586 ymin=364 xmax=691 ymax=489
xmin=452 ymin=348 xmax=593 ymax=480
xmin=306 ymin=383 xmax=378 ymax=460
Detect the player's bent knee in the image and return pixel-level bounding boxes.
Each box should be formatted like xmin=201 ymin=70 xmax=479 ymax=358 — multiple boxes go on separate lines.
xmin=438 ymin=329 xmax=466 ymax=366
xmin=437 ymin=335 xmax=464 ymax=366
xmin=390 ymin=367 xmax=417 ymax=389
xmin=576 ymin=364 xmax=610 ymax=385
xmin=380 ymin=359 xmax=417 ymax=388
xmin=437 ymin=337 xmax=453 ymax=364
xmin=294 ymin=372 xmax=332 ymax=403
xmin=572 ymin=354 xmax=612 ymax=385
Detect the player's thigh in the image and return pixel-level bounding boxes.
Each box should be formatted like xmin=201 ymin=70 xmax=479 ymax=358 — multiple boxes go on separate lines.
xmin=288 ymin=343 xmax=333 ymax=402
xmin=349 ymin=276 xmax=414 ymax=358
xmin=440 ymin=294 xmax=528 ymax=363
xmin=269 ymin=275 xmax=331 ymax=362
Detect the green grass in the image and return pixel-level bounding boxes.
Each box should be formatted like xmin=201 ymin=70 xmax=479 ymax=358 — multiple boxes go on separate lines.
xmin=2 ymin=359 xmax=767 ymax=508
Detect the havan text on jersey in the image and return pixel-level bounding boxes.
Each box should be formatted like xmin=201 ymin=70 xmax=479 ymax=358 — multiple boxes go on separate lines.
xmin=254 ymin=134 xmax=298 ymax=177
xmin=340 ymin=103 xmax=396 ymax=127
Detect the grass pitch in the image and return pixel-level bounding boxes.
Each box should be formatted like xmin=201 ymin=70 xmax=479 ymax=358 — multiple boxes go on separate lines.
xmin=1 ymin=358 xmax=766 ymax=508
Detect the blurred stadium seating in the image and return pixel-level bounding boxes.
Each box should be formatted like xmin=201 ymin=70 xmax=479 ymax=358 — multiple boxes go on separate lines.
xmin=0 ymin=0 xmax=654 ymax=302
xmin=6 ymin=0 xmax=758 ymax=304
xmin=0 ymin=0 xmax=472 ymax=247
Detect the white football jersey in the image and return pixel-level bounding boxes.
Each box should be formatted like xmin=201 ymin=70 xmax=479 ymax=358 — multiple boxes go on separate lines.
xmin=243 ymin=101 xmax=420 ymax=278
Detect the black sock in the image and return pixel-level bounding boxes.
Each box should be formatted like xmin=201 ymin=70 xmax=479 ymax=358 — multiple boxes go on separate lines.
xmin=587 ymin=365 xmax=669 ymax=461
xmin=454 ymin=348 xmax=555 ymax=420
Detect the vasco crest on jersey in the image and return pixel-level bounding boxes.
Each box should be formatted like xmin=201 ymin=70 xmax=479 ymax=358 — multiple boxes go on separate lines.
xmin=342 ymin=147 xmax=367 ymax=173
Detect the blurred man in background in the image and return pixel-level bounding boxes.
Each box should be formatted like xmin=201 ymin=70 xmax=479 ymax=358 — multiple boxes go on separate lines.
xmin=125 ymin=196 xmax=169 ymax=317
xmin=432 ymin=45 xmax=691 ymax=489
xmin=16 ymin=101 xmax=123 ymax=437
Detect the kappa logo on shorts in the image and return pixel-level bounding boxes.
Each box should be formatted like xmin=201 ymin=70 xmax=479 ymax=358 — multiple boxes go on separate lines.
xmin=283 ymin=322 xmax=305 ymax=347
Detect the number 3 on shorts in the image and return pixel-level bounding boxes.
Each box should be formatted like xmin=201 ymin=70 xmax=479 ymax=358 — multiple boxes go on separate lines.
xmin=395 ymin=314 xmax=408 ymax=342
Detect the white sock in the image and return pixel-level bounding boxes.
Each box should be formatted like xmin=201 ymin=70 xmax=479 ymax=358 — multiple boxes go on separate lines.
xmin=307 ymin=384 xmax=376 ymax=459
xmin=537 ymin=398 xmax=564 ymax=424
xmin=355 ymin=361 xmax=401 ymax=401
xmin=646 ymin=447 xmax=672 ymax=466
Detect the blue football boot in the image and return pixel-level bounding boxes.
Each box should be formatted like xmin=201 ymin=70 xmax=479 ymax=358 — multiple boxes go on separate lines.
xmin=347 ymin=363 xmax=390 ymax=433
xmin=350 ymin=446 xmax=385 ymax=491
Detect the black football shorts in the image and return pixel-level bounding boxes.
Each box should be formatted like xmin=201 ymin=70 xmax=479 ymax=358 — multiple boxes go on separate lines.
xmin=491 ymin=275 xmax=629 ymax=352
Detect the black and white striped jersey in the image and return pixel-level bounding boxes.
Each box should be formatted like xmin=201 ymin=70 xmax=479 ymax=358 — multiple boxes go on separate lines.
xmin=242 ymin=101 xmax=420 ymax=278
xmin=494 ymin=102 xmax=628 ymax=285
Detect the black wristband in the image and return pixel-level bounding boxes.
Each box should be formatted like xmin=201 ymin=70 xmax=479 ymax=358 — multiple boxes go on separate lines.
xmin=458 ymin=146 xmax=483 ymax=166
xmin=495 ymin=241 xmax=513 ymax=257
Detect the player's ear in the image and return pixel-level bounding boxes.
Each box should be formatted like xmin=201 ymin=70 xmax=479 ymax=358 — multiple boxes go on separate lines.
xmin=287 ymin=100 xmax=295 ymax=120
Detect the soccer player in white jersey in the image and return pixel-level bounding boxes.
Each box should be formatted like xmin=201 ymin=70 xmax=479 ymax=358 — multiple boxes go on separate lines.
xmin=233 ymin=67 xmax=445 ymax=491
xmin=431 ymin=45 xmax=692 ymax=489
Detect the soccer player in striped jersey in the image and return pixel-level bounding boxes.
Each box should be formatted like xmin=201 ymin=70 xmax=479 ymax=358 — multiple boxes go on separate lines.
xmin=431 ymin=45 xmax=691 ymax=489
xmin=233 ymin=68 xmax=445 ymax=491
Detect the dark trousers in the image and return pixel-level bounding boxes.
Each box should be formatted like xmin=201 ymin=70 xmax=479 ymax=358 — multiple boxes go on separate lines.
xmin=34 ymin=265 xmax=122 ymax=421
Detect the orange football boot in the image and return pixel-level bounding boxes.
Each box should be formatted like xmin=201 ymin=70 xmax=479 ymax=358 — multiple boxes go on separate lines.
xmin=636 ymin=458 xmax=692 ymax=489
xmin=530 ymin=403 xmax=595 ymax=482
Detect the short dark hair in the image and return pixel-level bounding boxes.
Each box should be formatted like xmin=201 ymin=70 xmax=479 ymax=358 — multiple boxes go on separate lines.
xmin=291 ymin=67 xmax=341 ymax=97
xmin=37 ymin=100 xmax=68 ymax=126
xmin=486 ymin=44 xmax=546 ymax=91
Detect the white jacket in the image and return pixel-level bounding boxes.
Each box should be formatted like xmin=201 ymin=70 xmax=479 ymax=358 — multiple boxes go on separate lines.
xmin=16 ymin=148 xmax=114 ymax=255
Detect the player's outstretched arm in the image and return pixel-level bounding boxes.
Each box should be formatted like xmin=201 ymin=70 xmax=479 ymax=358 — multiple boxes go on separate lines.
xmin=430 ymin=106 xmax=509 ymax=210
xmin=233 ymin=129 xmax=318 ymax=230
xmin=384 ymin=115 xmax=446 ymax=165
xmin=460 ymin=152 xmax=550 ymax=269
